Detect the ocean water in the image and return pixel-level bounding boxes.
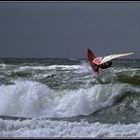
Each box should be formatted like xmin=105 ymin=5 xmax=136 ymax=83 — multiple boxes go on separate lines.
xmin=0 ymin=58 xmax=140 ymax=138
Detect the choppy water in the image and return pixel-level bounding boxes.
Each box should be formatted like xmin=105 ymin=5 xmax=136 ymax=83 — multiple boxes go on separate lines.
xmin=0 ymin=58 xmax=140 ymax=137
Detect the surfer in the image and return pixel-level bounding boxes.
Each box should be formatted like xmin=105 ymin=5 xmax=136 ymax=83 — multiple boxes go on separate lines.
xmin=99 ymin=61 xmax=112 ymax=69
xmin=88 ymin=48 xmax=112 ymax=73
xmin=87 ymin=48 xmax=134 ymax=73
xmin=92 ymin=61 xmax=112 ymax=72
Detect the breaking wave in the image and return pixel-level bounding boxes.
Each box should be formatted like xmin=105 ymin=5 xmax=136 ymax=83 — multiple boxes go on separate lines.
xmin=0 ymin=79 xmax=139 ymax=118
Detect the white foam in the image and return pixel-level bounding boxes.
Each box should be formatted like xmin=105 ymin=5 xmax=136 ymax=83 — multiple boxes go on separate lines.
xmin=0 ymin=80 xmax=139 ymax=118
xmin=0 ymin=80 xmax=55 ymax=117
xmin=0 ymin=63 xmax=7 ymax=69
xmin=19 ymin=65 xmax=82 ymax=71
xmin=0 ymin=118 xmax=140 ymax=137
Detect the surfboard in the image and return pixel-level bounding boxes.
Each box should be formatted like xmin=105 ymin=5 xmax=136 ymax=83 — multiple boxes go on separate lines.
xmin=93 ymin=52 xmax=134 ymax=65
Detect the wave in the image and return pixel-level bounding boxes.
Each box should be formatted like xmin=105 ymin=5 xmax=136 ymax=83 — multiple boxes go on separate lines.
xmin=117 ymin=74 xmax=140 ymax=86
xmin=0 ymin=80 xmax=139 ymax=118
xmin=0 ymin=118 xmax=140 ymax=137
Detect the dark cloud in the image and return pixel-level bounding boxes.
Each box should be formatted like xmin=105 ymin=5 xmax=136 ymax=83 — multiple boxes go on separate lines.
xmin=0 ymin=2 xmax=139 ymax=58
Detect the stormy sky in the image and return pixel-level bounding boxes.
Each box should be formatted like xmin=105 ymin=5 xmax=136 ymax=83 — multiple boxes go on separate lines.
xmin=0 ymin=2 xmax=140 ymax=58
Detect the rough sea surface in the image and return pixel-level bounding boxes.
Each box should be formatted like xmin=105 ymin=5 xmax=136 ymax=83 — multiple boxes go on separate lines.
xmin=0 ymin=58 xmax=140 ymax=138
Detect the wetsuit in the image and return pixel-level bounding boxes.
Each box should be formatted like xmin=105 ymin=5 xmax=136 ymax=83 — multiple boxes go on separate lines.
xmin=99 ymin=61 xmax=112 ymax=69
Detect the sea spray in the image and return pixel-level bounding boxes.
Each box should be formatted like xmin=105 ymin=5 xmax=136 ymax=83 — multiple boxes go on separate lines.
xmin=0 ymin=58 xmax=139 ymax=137
xmin=0 ymin=79 xmax=139 ymax=118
